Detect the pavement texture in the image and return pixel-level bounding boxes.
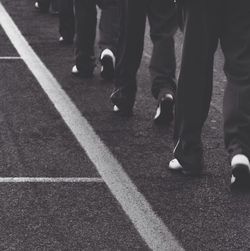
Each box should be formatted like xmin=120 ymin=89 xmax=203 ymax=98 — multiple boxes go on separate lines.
xmin=0 ymin=0 xmax=250 ymax=250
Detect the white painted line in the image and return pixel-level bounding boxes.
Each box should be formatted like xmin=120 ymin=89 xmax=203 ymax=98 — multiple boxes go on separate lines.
xmin=0 ymin=56 xmax=21 ymax=59
xmin=211 ymin=101 xmax=222 ymax=114
xmin=0 ymin=4 xmax=184 ymax=251
xmin=143 ymin=52 xmax=151 ymax=59
xmin=0 ymin=177 xmax=103 ymax=183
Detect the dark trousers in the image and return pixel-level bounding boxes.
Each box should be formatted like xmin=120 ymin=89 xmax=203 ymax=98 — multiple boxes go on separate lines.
xmin=114 ymin=0 xmax=177 ymax=100
xmin=74 ymin=0 xmax=120 ymax=73
xmin=58 ymin=0 xmax=75 ymax=42
xmin=174 ymin=0 xmax=250 ymax=168
xmin=99 ymin=4 xmax=121 ymax=54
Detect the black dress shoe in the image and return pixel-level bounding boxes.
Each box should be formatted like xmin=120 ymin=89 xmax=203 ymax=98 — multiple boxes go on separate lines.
xmin=154 ymin=93 xmax=174 ymax=125
xmin=34 ymin=1 xmax=49 ymax=13
xmin=168 ymin=158 xmax=202 ymax=177
xmin=230 ymin=154 xmax=250 ymax=190
xmin=110 ymin=88 xmax=135 ymax=116
xmin=71 ymin=65 xmax=93 ymax=78
xmin=34 ymin=2 xmax=39 ymax=9
xmin=59 ymin=36 xmax=73 ymax=46
xmin=100 ymin=49 xmax=115 ymax=80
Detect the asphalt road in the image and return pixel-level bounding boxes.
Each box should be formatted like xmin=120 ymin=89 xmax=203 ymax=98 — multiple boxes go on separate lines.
xmin=0 ymin=0 xmax=250 ymax=250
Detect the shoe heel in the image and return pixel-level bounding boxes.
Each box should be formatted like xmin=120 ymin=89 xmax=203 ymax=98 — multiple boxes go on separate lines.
xmin=100 ymin=56 xmax=114 ymax=80
xmin=231 ymin=164 xmax=250 ymax=188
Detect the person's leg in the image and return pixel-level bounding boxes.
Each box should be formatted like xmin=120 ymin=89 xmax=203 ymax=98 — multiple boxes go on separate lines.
xmin=50 ymin=0 xmax=59 ymax=14
xmin=221 ymin=0 xmax=250 ymax=186
xmin=74 ymin=0 xmax=97 ymax=77
xmin=171 ymin=0 xmax=219 ymax=175
xmin=58 ymin=0 xmax=74 ymax=44
xmin=148 ymin=0 xmax=177 ymax=100
xmin=98 ymin=2 xmax=120 ymax=55
xmin=147 ymin=0 xmax=178 ymax=124
xmin=222 ymin=0 xmax=250 ymax=160
xmin=111 ymin=0 xmax=146 ymax=114
xmin=98 ymin=1 xmax=121 ymax=80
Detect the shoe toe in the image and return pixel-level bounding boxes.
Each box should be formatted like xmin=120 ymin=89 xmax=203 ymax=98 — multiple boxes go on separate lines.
xmin=113 ymin=105 xmax=120 ymax=112
xmin=110 ymin=89 xmax=134 ymax=116
xmin=169 ymin=158 xmax=182 ymax=170
xmin=71 ymin=65 xmax=93 ymax=78
xmin=72 ymin=65 xmax=78 ymax=74
xmin=169 ymin=158 xmax=202 ymax=177
xmin=59 ymin=37 xmax=73 ymax=45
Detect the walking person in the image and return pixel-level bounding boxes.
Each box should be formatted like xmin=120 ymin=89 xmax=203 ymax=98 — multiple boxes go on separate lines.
xmin=169 ymin=0 xmax=250 ymax=189
xmin=72 ymin=0 xmax=120 ymax=80
xmin=110 ymin=0 xmax=178 ymax=124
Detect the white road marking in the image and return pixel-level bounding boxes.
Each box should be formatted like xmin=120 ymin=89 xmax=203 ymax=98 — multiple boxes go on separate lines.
xmin=0 ymin=56 xmax=21 ymax=59
xmin=0 ymin=177 xmax=103 ymax=183
xmin=211 ymin=101 xmax=222 ymax=113
xmin=0 ymin=3 xmax=184 ymax=250
xmin=143 ymin=52 xmax=151 ymax=59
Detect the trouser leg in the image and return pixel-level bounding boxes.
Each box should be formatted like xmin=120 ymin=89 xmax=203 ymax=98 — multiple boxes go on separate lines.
xmin=59 ymin=0 xmax=75 ymax=42
xmin=114 ymin=0 xmax=146 ymax=97
xmin=221 ymin=0 xmax=250 ymax=160
xmin=74 ymin=0 xmax=97 ymax=73
xmin=174 ymin=0 xmax=219 ymax=170
xmin=98 ymin=1 xmax=121 ymax=55
xmin=148 ymin=0 xmax=178 ymax=100
xmin=50 ymin=0 xmax=59 ymax=13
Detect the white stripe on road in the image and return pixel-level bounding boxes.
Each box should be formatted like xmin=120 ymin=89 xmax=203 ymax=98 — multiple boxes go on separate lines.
xmin=0 ymin=3 xmax=184 ymax=251
xmin=0 ymin=177 xmax=103 ymax=183
xmin=143 ymin=52 xmax=151 ymax=59
xmin=211 ymin=101 xmax=222 ymax=114
xmin=0 ymin=56 xmax=21 ymax=59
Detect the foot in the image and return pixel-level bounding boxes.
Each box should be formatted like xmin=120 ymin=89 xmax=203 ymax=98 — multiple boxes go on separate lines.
xmin=71 ymin=65 xmax=93 ymax=78
xmin=154 ymin=93 xmax=174 ymax=125
xmin=169 ymin=158 xmax=183 ymax=170
xmin=110 ymin=88 xmax=134 ymax=116
xmin=100 ymin=49 xmax=115 ymax=80
xmin=34 ymin=1 xmax=49 ymax=13
xmin=59 ymin=36 xmax=73 ymax=45
xmin=231 ymin=154 xmax=250 ymax=189
xmin=168 ymin=158 xmax=202 ymax=176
